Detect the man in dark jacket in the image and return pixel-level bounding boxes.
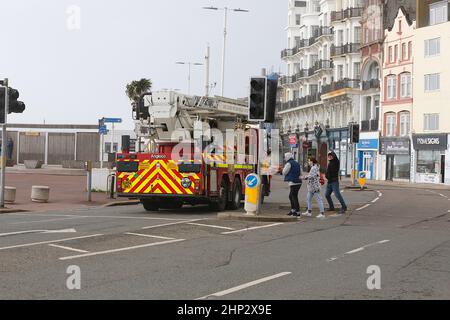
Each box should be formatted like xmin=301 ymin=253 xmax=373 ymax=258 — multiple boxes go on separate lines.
xmin=325 ymin=151 xmax=347 ymax=214
xmin=282 ymin=152 xmax=302 ymax=216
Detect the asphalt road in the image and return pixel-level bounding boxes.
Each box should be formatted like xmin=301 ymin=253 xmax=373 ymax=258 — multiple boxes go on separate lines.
xmin=0 ymin=184 xmax=449 ymax=300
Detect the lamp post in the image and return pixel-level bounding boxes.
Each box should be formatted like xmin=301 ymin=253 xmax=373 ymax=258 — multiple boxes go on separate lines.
xmin=175 ymin=61 xmax=203 ymax=95
xmin=202 ymin=6 xmax=249 ymax=97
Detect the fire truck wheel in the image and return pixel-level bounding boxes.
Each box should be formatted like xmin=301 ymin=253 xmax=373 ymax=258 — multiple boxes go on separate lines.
xmin=142 ymin=200 xmax=160 ymax=211
xmin=228 ymin=179 xmax=242 ymax=210
xmin=209 ymin=179 xmax=228 ymax=212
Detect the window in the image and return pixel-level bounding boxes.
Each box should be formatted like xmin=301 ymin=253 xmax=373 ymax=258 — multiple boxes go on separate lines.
xmin=388 ymin=46 xmax=393 ymax=63
xmin=387 ymin=75 xmax=397 ymax=100
xmin=338 ymin=30 xmax=344 ymax=46
xmin=399 ymin=112 xmax=410 ymax=136
xmin=353 ymin=62 xmax=360 ymax=80
xmin=430 ymin=1 xmax=448 ymax=25
xmin=402 ymin=43 xmax=407 ymax=60
xmin=398 ymin=20 xmax=402 ymax=33
xmin=364 ymin=97 xmax=371 ymax=121
xmin=408 ymin=41 xmax=412 ymax=60
xmin=394 ymin=45 xmax=398 ymax=62
xmin=105 ymin=142 xmax=118 ymax=153
xmin=400 ymin=73 xmax=412 ymax=98
xmin=337 ymin=65 xmax=344 ymax=80
xmin=296 ymin=14 xmax=301 ymax=25
xmin=386 ymin=113 xmax=397 ymax=137
xmin=354 ymin=27 xmax=361 ymax=43
xmin=417 ymin=151 xmax=441 ymax=174
xmin=424 ymin=113 xmax=439 ymax=131
xmin=425 ymin=38 xmax=440 ymax=57
xmin=425 ymin=73 xmax=440 ymax=91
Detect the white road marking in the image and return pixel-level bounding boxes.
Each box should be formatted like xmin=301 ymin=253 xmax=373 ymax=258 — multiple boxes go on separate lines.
xmin=9 ymin=217 xmax=83 ymax=225
xmin=356 ymin=204 xmax=371 ymax=211
xmin=124 ymin=232 xmax=176 ymax=240
xmin=0 ymin=230 xmax=48 ymax=237
xmin=187 ymin=223 xmax=235 ymax=231
xmin=142 ymin=219 xmax=205 ymax=230
xmin=48 ymin=244 xmax=89 ymax=253
xmin=222 ymin=223 xmax=284 ymax=235
xmin=439 ymin=193 xmax=447 ymax=198
xmin=0 ymin=228 xmax=76 ymax=237
xmin=327 ymin=240 xmax=390 ymax=262
xmin=371 ymin=198 xmax=379 ymax=203
xmin=377 ymin=191 xmax=383 ymax=197
xmin=196 ymin=272 xmax=292 ymax=300
xmin=43 ymin=228 xmax=76 ymax=234
xmin=0 ymin=234 xmax=103 ymax=251
xmin=59 ymin=238 xmax=185 ymax=261
xmin=10 ymin=213 xmax=189 ymax=222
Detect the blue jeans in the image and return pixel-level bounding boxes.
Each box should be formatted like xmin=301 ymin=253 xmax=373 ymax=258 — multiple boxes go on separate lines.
xmin=325 ymin=182 xmax=347 ymax=210
xmin=307 ymin=191 xmax=324 ymax=213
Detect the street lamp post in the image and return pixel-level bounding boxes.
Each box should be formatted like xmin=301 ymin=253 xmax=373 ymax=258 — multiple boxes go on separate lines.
xmin=202 ymin=6 xmax=249 ymax=97
xmin=175 ymin=61 xmax=203 ymax=95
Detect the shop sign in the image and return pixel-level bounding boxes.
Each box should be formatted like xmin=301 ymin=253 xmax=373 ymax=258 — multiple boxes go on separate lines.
xmin=412 ymin=134 xmax=447 ymax=150
xmin=357 ymin=139 xmax=379 ymax=150
xmin=380 ymin=138 xmax=410 ymax=155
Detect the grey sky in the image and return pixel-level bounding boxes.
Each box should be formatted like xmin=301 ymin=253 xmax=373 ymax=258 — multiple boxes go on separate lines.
xmin=0 ymin=0 xmax=286 ymax=129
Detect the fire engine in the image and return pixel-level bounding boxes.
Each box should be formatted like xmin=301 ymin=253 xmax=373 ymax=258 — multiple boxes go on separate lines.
xmin=115 ymin=90 xmax=271 ymax=211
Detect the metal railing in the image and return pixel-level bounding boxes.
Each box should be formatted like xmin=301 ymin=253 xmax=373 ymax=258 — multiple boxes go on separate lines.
xmin=321 ymin=79 xmax=360 ymax=94
xmin=331 ymin=7 xmax=363 ymax=22
xmin=331 ymin=43 xmax=360 ymax=56
xmin=281 ymin=26 xmax=332 ymax=59
xmin=278 ymin=93 xmax=322 ymax=111
xmin=362 ymin=79 xmax=380 ymax=90
xmin=360 ymin=119 xmax=379 ymax=132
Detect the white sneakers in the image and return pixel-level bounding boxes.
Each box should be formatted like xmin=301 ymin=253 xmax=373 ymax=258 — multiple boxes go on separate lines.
xmin=316 ymin=213 xmax=325 ymax=219
xmin=301 ymin=211 xmax=312 ymax=217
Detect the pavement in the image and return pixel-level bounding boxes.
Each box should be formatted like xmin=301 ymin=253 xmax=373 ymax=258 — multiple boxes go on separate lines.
xmin=0 ymin=181 xmax=449 ymax=299
xmin=0 ymin=170 xmax=127 ymax=213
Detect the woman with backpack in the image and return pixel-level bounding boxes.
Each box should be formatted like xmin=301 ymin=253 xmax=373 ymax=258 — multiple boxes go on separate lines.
xmin=301 ymin=157 xmax=325 ymax=219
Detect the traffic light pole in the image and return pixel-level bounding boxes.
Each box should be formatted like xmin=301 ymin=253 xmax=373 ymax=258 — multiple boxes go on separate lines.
xmin=0 ymin=78 xmax=9 ymax=208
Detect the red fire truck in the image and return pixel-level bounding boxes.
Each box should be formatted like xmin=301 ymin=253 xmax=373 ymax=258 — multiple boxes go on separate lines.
xmin=115 ymin=91 xmax=270 ymax=211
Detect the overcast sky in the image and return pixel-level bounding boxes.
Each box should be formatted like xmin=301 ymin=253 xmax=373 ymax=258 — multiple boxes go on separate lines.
xmin=0 ymin=0 xmax=286 ymax=129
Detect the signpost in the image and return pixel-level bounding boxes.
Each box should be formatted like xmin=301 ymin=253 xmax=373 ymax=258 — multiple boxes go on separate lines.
xmin=358 ymin=171 xmax=367 ymax=190
xmin=99 ymin=118 xmax=122 ymax=169
xmin=244 ymin=173 xmax=261 ymax=215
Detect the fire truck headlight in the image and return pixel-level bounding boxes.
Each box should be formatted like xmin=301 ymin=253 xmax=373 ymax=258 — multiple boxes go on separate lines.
xmin=181 ymin=177 xmax=192 ymax=188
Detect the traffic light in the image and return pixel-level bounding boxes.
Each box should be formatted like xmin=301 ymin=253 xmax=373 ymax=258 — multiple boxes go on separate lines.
xmin=0 ymin=87 xmax=26 ymax=124
xmin=265 ymin=77 xmax=278 ymax=123
xmin=350 ymin=123 xmax=360 ymax=143
xmin=248 ymin=77 xmax=267 ymax=121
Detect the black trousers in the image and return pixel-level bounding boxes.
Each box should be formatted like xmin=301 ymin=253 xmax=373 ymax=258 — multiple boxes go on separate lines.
xmin=289 ymin=184 xmax=301 ymax=212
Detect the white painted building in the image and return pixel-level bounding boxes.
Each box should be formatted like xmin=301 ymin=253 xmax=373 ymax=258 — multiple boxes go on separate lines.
xmin=279 ymin=0 xmax=339 ymax=171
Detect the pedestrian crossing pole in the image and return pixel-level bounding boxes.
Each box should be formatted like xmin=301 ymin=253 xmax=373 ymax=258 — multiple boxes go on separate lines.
xmin=0 ymin=78 xmax=8 ymax=208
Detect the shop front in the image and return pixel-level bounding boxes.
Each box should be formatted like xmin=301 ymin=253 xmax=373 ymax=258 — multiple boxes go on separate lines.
xmin=380 ymin=137 xmax=411 ymax=181
xmin=357 ymin=136 xmax=379 ymax=180
xmin=412 ymin=133 xmax=447 ymax=184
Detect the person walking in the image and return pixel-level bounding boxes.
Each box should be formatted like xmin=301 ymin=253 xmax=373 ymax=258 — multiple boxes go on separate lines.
xmin=282 ymin=152 xmax=302 ymax=216
xmin=301 ymin=157 xmax=325 ymax=219
xmin=325 ymin=151 xmax=348 ymax=214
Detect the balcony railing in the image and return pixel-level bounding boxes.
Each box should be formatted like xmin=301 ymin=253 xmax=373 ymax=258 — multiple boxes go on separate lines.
xmin=321 ymin=79 xmax=360 ymax=94
xmin=361 ymin=119 xmax=379 ymax=132
xmin=331 ymin=43 xmax=360 ymax=56
xmin=331 ymin=7 xmax=364 ymax=22
xmin=278 ymin=93 xmax=322 ymax=112
xmin=281 ymin=26 xmax=333 ymax=59
xmin=313 ymin=60 xmax=333 ymax=73
xmin=362 ymin=79 xmax=380 ymax=90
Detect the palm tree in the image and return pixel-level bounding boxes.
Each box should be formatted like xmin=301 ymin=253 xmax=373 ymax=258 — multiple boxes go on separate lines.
xmin=126 ymin=78 xmax=152 ymax=103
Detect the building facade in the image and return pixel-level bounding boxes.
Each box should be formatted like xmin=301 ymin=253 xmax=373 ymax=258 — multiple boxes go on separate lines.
xmin=321 ymin=0 xmax=363 ymax=176
xmin=279 ymin=0 xmax=336 ymax=171
xmin=379 ymin=7 xmax=415 ymax=181
xmin=412 ymin=0 xmax=450 ymax=185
